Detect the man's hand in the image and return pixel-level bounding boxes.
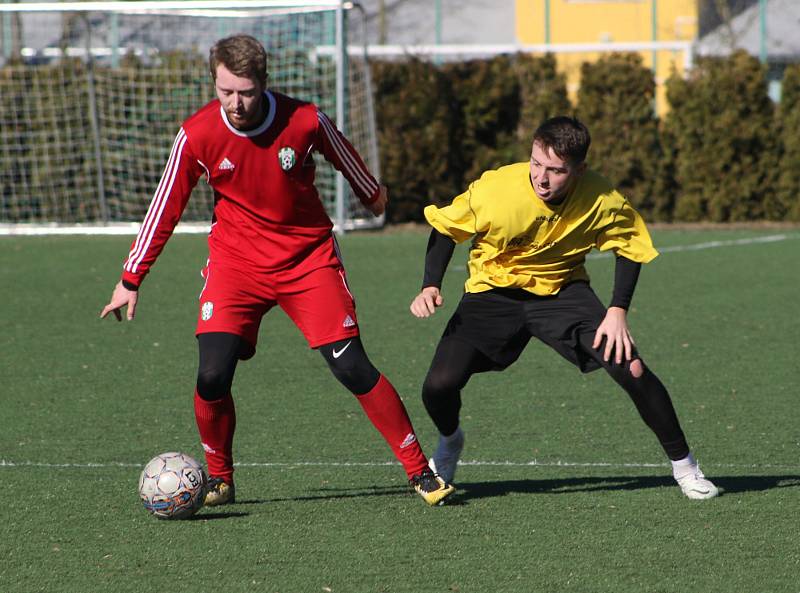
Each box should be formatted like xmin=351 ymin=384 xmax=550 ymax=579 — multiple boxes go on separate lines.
xmin=410 ymin=286 xmax=443 ymax=318
xmin=365 ymin=184 xmax=388 ymax=217
xmin=100 ymin=281 xmax=139 ymax=321
xmin=592 ymin=306 xmax=635 ymax=364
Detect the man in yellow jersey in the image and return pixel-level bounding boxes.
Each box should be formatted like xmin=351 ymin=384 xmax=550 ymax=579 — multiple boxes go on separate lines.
xmin=410 ymin=116 xmax=718 ymax=500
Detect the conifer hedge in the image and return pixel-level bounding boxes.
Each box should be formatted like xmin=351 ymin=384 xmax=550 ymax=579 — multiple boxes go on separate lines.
xmin=776 ymin=63 xmax=800 ymax=221
xmin=371 ymin=59 xmax=458 ymax=222
xmin=372 ymin=53 xmax=569 ymax=222
xmin=663 ymin=51 xmax=776 ymax=221
xmin=372 ymin=51 xmax=799 ymax=223
xmin=577 ymin=53 xmax=669 ymax=220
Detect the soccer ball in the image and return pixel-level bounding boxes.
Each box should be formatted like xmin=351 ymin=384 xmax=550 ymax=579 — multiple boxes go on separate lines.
xmin=138 ymin=452 xmax=207 ymax=520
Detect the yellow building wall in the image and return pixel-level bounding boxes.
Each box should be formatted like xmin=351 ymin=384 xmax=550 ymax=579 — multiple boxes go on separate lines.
xmin=515 ymin=0 xmax=698 ymax=114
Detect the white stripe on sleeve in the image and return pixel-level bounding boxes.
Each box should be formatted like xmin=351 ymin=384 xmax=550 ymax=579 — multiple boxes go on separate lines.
xmin=125 ymin=128 xmax=188 ymax=273
xmin=317 ymin=111 xmax=378 ymax=198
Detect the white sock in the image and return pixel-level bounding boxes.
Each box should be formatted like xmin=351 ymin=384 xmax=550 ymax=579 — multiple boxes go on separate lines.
xmin=441 ymin=426 xmax=463 ymax=444
xmin=671 ymin=453 xmax=698 ymax=479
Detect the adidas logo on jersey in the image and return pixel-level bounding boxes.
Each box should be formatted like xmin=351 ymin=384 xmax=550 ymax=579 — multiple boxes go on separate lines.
xmin=218 ymin=157 xmax=235 ymax=171
xmin=342 ymin=315 xmax=356 ymax=328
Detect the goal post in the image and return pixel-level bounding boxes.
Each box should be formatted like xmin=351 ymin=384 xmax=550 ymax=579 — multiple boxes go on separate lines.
xmin=0 ymin=0 xmax=383 ymax=233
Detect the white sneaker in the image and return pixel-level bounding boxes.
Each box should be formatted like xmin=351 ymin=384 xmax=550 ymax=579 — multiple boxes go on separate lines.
xmin=675 ymin=467 xmax=719 ymax=500
xmin=428 ymin=428 xmax=464 ymax=484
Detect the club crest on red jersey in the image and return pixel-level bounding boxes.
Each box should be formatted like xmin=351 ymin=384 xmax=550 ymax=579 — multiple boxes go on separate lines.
xmin=201 ymin=301 xmax=214 ymax=321
xmin=278 ymin=146 xmax=296 ymax=171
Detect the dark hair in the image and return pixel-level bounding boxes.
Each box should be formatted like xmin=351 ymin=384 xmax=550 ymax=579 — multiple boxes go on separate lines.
xmin=532 ymin=116 xmax=591 ymax=165
xmin=209 ymin=34 xmax=268 ymax=87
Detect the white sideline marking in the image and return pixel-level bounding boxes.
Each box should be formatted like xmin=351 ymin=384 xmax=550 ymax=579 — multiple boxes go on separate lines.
xmin=3 ymin=459 xmax=799 ymax=471
xmin=446 ymin=233 xmax=798 ymax=271
xmin=587 ymin=233 xmax=796 ymax=259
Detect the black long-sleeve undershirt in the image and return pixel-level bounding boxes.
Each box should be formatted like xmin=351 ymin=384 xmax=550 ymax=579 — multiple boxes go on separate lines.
xmin=610 ymin=255 xmax=642 ymax=310
xmin=422 ymin=228 xmax=456 ymax=289
xmin=421 ymin=228 xmax=642 ymax=309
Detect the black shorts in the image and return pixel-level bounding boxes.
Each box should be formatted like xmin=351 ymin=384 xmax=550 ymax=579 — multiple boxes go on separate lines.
xmin=441 ymin=281 xmax=627 ymax=373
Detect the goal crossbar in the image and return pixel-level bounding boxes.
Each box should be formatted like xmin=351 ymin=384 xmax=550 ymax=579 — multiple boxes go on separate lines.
xmin=0 ymin=1 xmax=342 ymax=13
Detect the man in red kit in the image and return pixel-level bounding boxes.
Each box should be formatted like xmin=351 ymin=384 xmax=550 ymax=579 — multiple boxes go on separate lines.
xmin=100 ymin=34 xmax=454 ymax=506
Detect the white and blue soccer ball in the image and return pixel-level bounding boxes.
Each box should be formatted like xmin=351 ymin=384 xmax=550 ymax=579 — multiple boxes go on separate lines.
xmin=138 ymin=452 xmax=207 ymax=520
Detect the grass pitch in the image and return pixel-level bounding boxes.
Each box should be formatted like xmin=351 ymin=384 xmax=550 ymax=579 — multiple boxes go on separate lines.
xmin=1 ymin=227 xmax=799 ymax=593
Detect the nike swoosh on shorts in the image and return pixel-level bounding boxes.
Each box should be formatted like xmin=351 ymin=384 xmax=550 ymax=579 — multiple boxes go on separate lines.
xmin=332 ymin=341 xmax=352 ymax=359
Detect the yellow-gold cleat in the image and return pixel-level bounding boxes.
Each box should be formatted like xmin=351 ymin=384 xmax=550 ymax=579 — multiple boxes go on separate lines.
xmin=410 ymin=468 xmax=455 ymax=506
xmin=204 ymin=477 xmax=235 ymax=506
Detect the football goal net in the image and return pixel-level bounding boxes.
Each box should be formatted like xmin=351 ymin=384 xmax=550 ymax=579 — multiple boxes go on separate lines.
xmin=0 ymin=0 xmax=382 ymax=233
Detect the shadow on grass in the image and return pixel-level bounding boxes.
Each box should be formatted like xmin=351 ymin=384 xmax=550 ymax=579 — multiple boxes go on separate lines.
xmin=246 ymin=488 xmax=408 ymax=504
xmin=714 ymin=474 xmax=800 ymax=494
xmin=455 ymin=474 xmax=800 ymax=502
xmin=193 ymin=510 xmax=250 ymax=520
xmin=198 ymin=475 xmax=800 ymax=508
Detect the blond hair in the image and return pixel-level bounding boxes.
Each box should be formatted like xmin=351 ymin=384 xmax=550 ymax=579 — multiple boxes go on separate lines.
xmin=209 ymin=34 xmax=268 ymax=87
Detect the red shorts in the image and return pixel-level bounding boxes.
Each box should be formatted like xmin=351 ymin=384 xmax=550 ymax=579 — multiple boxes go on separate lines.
xmin=196 ymin=259 xmax=360 ymax=357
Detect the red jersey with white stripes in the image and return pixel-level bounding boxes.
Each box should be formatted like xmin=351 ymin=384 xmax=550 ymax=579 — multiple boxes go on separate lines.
xmin=122 ymin=91 xmax=379 ymax=287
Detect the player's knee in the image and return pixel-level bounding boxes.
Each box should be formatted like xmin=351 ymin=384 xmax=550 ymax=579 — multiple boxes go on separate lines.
xmin=329 ymin=363 xmax=379 ymax=394
xmin=196 ymin=365 xmax=233 ymax=400
xmin=629 ymin=358 xmax=644 ymax=379
xmin=321 ymin=339 xmax=379 ymax=394
xmin=422 ymin=368 xmax=463 ymax=400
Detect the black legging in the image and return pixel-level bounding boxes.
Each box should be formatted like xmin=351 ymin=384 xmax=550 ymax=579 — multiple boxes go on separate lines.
xmin=421 ymin=338 xmax=493 ymax=437
xmin=318 ymin=337 xmax=380 ymax=395
xmin=422 ymin=335 xmax=690 ymax=461
xmin=196 ymin=332 xmax=380 ymax=400
xmin=196 ymin=332 xmax=243 ymax=400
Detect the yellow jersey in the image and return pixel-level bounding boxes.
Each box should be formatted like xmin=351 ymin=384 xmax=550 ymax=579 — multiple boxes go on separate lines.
xmin=424 ymin=162 xmax=658 ymax=296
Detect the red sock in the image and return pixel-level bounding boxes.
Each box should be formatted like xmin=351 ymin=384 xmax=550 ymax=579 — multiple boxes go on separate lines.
xmin=355 ymin=375 xmax=429 ymax=478
xmin=194 ymin=390 xmax=236 ymax=484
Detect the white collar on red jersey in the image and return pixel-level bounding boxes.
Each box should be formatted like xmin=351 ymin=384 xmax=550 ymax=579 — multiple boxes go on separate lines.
xmin=219 ymin=91 xmax=277 ymax=137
